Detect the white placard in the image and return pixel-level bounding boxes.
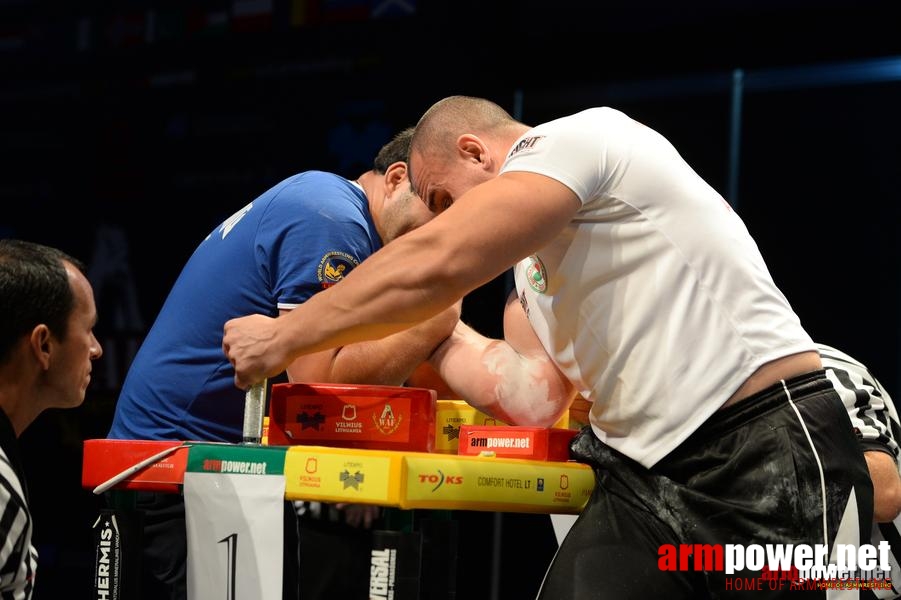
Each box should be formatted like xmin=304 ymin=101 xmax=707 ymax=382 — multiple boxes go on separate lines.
xmin=184 ymin=471 xmax=285 ymax=600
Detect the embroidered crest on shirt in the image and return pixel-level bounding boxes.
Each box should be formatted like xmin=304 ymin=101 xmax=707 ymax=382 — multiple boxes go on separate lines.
xmin=525 ymin=255 xmax=548 ymax=294
xmin=508 ymin=135 xmax=545 ymax=158
xmin=317 ymin=251 xmax=359 ymax=288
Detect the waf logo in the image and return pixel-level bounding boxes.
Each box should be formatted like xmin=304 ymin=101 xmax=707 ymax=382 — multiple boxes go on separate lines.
xmin=372 ymin=403 xmax=402 ymax=435
xmin=317 ymin=251 xmax=359 ymax=288
xmin=418 ymin=470 xmax=463 ymax=492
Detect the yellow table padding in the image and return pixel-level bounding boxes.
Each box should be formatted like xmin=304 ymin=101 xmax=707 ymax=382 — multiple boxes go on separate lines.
xmin=284 ymin=445 xmax=593 ymax=514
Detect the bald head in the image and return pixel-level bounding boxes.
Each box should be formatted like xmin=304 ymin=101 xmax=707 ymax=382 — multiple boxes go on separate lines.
xmin=411 ymin=96 xmax=518 ymax=161
xmin=409 ymin=96 xmax=523 ymax=205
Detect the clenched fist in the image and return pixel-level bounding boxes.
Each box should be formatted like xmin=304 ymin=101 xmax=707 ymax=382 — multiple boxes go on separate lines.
xmin=222 ymin=314 xmax=290 ymax=389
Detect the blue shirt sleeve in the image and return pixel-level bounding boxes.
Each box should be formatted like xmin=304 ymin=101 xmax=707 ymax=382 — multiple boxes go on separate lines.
xmin=256 ymin=172 xmax=380 ymax=309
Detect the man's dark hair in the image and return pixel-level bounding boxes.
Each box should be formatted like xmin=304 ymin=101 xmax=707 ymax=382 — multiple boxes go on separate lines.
xmin=0 ymin=239 xmax=86 ymax=363
xmin=373 ymin=127 xmax=415 ymax=174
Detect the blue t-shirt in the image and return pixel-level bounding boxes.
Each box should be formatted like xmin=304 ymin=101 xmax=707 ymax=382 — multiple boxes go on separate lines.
xmin=108 ymin=171 xmax=380 ymax=443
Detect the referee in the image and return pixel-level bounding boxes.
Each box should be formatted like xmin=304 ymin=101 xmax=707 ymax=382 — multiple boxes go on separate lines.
xmin=0 ymin=239 xmax=103 ymax=599
xmin=820 ymin=342 xmax=901 ymax=599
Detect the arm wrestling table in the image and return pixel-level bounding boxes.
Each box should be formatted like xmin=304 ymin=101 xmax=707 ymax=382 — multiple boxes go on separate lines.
xmin=82 ymin=384 xmax=594 ymax=600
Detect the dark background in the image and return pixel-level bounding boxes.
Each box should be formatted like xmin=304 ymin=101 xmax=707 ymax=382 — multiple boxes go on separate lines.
xmin=2 ymin=0 xmax=899 ymax=598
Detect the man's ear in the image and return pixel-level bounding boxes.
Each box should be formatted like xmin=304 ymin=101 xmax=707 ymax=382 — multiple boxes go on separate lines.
xmin=29 ymin=324 xmax=52 ymax=370
xmin=384 ymin=161 xmax=408 ymax=194
xmin=456 ymin=134 xmax=492 ymax=171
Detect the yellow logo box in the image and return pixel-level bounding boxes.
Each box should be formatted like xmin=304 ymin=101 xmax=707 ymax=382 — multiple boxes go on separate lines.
xmin=400 ymin=454 xmax=592 ymax=513
xmin=433 ymin=400 xmax=570 ymax=454
xmin=283 ymin=445 xmax=404 ymax=505
xmin=283 ymin=445 xmax=593 ymax=514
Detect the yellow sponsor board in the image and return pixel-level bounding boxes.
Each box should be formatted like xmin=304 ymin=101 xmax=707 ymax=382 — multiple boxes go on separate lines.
xmin=434 ymin=400 xmax=571 ymax=453
xmin=284 ymin=446 xmax=403 ymax=505
xmin=284 ymin=445 xmax=594 ymax=513
xmin=401 ymin=453 xmax=593 ymax=513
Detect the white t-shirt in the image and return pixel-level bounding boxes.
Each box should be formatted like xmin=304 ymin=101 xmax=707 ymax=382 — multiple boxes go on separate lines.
xmin=505 ymin=107 xmax=815 ymax=467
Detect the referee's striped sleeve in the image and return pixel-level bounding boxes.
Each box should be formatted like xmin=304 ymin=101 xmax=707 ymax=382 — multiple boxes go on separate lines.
xmin=0 ymin=450 xmax=36 ymax=600
xmin=818 ymin=342 xmax=900 ymax=458
xmin=819 ymin=344 xmax=901 ymax=598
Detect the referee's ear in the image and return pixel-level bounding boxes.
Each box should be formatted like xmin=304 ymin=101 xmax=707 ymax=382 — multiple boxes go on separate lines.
xmin=29 ymin=323 xmax=54 ymax=371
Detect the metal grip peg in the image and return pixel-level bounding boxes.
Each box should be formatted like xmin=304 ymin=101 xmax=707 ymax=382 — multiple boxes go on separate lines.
xmin=242 ymin=379 xmax=267 ymax=445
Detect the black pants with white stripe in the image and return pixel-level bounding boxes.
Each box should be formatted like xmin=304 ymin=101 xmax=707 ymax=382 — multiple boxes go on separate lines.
xmin=538 ymin=370 xmax=874 ymax=599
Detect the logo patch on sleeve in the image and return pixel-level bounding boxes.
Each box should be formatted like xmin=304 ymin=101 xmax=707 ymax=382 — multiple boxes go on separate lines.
xmin=317 ymin=251 xmax=359 ymax=288
xmin=525 ymin=255 xmax=548 ymax=293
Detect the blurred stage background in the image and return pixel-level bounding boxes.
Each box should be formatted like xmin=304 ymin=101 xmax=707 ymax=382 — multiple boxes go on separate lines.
xmin=1 ymin=1 xmax=898 ymax=598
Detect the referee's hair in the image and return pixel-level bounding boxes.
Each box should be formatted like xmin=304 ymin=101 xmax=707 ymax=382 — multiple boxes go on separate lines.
xmin=0 ymin=239 xmax=86 ymax=364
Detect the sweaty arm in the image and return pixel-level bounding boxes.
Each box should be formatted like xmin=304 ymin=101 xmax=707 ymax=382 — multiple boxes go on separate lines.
xmin=427 ymin=290 xmax=576 ymax=427
xmin=223 ymin=172 xmax=582 ymax=389
xmin=404 ymin=360 xmax=459 ymax=398
xmin=282 ymin=301 xmax=461 ymax=386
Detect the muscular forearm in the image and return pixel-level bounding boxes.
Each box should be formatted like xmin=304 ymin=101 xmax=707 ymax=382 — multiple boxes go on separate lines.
xmin=325 ymin=304 xmax=460 ymax=386
xmin=405 ymin=361 xmax=460 ymax=398
xmin=276 ymin=219 xmax=494 ymax=359
xmin=285 ymin=304 xmax=460 ymax=386
xmin=295 ymin=175 xmax=577 ymax=357
xmin=429 ymin=322 xmax=574 ymax=427
xmin=224 ymin=174 xmax=581 ymax=389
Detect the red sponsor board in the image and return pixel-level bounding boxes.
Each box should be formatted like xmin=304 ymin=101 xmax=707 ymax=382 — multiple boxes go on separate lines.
xmin=268 ymin=383 xmax=436 ymax=452
xmin=457 ymin=425 xmax=576 ymax=461
xmin=82 ymin=439 xmax=189 ymax=493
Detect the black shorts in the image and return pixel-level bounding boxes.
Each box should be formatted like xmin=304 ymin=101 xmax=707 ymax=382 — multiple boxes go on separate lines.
xmin=538 ymin=370 xmax=874 ymax=599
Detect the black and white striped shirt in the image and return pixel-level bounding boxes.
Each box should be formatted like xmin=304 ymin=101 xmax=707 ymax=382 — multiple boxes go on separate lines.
xmin=819 ymin=342 xmax=900 ymax=598
xmin=0 ymin=411 xmax=36 ymax=600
